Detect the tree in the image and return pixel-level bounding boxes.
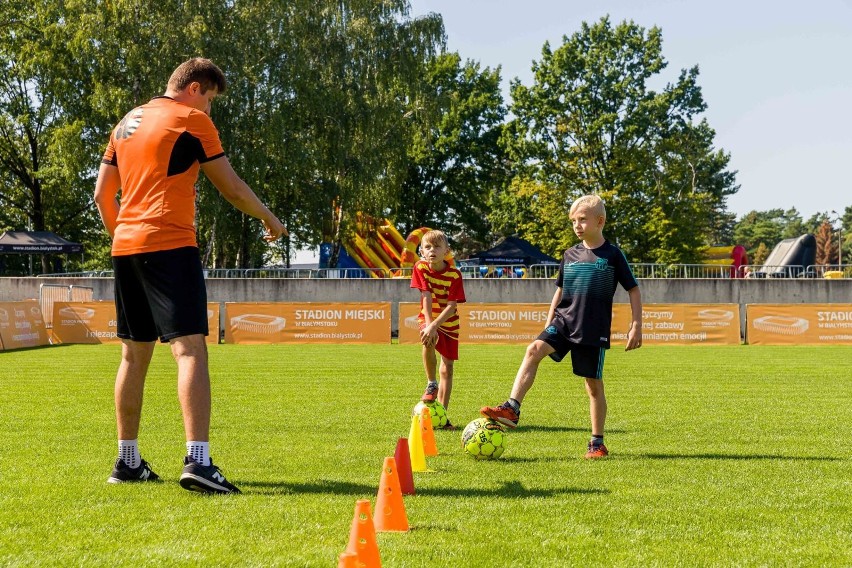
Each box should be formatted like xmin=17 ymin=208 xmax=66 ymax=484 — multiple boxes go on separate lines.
xmin=495 ymin=17 xmax=738 ymax=262
xmin=752 ymin=242 xmax=769 ymax=266
xmin=392 ymin=52 xmax=507 ymax=253
xmin=815 ymin=220 xmax=838 ymax=266
xmin=3 ymin=0 xmax=444 ymax=270
xmin=733 ymin=208 xmax=805 ymax=261
xmin=840 ymin=206 xmax=852 ymax=266
xmin=257 ymin=0 xmax=444 ymax=267
xmin=0 ymin=0 xmax=104 ymax=273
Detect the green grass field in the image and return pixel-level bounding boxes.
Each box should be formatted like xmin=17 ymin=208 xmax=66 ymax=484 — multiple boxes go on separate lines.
xmin=1 ymin=343 xmax=851 ymax=566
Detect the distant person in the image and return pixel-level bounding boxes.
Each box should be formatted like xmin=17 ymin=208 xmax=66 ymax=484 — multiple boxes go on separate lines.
xmin=94 ymin=58 xmax=286 ymax=493
xmin=480 ymin=194 xmax=642 ymax=458
xmin=411 ymin=230 xmax=466 ymax=429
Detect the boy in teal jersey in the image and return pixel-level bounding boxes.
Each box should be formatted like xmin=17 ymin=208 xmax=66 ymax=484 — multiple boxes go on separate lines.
xmin=481 ymin=194 xmax=642 ymax=458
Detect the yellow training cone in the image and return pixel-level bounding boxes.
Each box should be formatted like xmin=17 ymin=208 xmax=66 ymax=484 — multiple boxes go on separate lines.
xmin=407 ymin=414 xmax=427 ymax=472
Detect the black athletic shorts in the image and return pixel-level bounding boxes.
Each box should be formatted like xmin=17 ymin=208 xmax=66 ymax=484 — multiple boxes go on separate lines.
xmin=112 ymin=246 xmax=208 ymax=342
xmin=537 ymin=320 xmax=606 ymax=379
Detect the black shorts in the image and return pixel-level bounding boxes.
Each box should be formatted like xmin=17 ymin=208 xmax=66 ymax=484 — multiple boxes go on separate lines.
xmin=537 ymin=322 xmax=606 ymax=379
xmin=112 ymin=246 xmax=208 ymax=343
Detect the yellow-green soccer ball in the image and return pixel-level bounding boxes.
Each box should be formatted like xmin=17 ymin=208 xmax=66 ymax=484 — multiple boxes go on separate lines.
xmin=461 ymin=418 xmax=506 ymax=460
xmin=413 ymin=401 xmax=449 ymax=428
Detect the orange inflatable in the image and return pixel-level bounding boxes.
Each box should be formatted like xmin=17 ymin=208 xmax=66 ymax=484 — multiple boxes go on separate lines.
xmin=344 ymin=219 xmax=453 ymax=277
xmin=400 ymin=227 xmax=454 ymax=269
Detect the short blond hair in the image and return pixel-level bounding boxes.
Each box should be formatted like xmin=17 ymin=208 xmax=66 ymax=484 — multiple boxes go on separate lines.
xmin=421 ymin=230 xmax=449 ymax=249
xmin=570 ymin=194 xmax=606 ymax=219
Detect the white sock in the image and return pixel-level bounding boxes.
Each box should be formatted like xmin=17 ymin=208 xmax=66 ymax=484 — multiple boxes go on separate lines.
xmin=187 ymin=441 xmax=210 ymax=466
xmin=118 ymin=440 xmax=141 ymax=469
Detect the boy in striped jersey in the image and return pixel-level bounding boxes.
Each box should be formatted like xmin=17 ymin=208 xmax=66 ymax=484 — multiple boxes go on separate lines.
xmin=411 ymin=230 xmax=466 ymax=429
xmin=481 ymin=195 xmax=642 ymax=458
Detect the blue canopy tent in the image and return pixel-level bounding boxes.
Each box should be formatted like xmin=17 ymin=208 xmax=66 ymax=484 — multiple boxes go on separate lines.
xmin=464 ymin=236 xmax=558 ymax=266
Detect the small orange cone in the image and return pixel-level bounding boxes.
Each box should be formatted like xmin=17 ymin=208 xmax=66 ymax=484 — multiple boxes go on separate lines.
xmin=407 ymin=415 xmax=427 ymax=472
xmin=338 ymin=551 xmax=358 ymax=568
xmin=345 ymin=499 xmax=381 ymax=567
xmin=419 ymin=406 xmax=438 ymax=457
xmin=373 ymin=457 xmax=409 ymax=532
xmin=394 ymin=438 xmax=415 ymax=495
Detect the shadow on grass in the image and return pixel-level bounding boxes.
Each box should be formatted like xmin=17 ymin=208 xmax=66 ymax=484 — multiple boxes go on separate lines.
xmin=633 ymin=452 xmax=842 ymax=461
xmin=515 ymin=424 xmax=625 ymax=434
xmin=239 ymin=479 xmax=375 ymax=496
xmin=238 ymin=478 xmax=608 ymax=498
xmin=420 ymin=480 xmax=608 ymax=499
xmin=493 ymin=455 xmax=589 ymax=463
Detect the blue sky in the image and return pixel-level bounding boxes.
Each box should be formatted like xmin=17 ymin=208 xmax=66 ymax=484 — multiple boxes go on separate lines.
xmin=408 ymin=0 xmax=852 ymax=221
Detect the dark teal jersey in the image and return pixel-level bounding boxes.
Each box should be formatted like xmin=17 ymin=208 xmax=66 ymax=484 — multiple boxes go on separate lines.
xmin=552 ymin=240 xmax=638 ymax=348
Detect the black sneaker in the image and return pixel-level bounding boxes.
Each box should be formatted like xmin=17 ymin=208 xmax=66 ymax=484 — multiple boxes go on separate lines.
xmin=107 ymin=458 xmax=161 ymax=484
xmin=179 ymin=456 xmax=241 ymax=494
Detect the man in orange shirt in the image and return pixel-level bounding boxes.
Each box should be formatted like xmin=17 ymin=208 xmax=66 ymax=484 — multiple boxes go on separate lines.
xmin=95 ymin=58 xmax=286 ymax=494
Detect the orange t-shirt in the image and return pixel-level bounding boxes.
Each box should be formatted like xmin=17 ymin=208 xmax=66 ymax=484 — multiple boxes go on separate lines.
xmin=101 ymin=96 xmax=225 ymax=255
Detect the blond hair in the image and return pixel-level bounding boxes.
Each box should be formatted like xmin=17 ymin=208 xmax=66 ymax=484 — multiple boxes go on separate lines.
xmin=167 ymin=58 xmax=227 ymax=94
xmin=570 ymin=194 xmax=606 ymax=219
xmin=420 ymin=230 xmax=449 ymax=249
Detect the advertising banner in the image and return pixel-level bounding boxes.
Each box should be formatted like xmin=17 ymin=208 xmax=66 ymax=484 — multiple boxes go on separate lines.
xmin=746 ymin=304 xmax=852 ymax=345
xmin=224 ymin=302 xmax=391 ymax=344
xmin=51 ymin=301 xmax=119 ymax=344
xmin=399 ymin=302 xmax=551 ymax=345
xmin=0 ymin=300 xmax=50 ymax=350
xmin=612 ymin=303 xmax=741 ymax=345
xmin=51 ymin=301 xmax=219 ymax=345
xmin=207 ymin=302 xmax=220 ymax=344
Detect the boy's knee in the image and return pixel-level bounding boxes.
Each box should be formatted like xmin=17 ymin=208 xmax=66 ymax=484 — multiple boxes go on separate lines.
xmin=525 ymin=340 xmax=550 ymax=360
xmin=585 ymin=378 xmax=605 ymax=397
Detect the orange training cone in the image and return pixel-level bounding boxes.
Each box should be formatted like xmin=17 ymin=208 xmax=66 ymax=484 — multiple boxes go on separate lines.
xmin=419 ymin=406 xmax=438 ymax=457
xmin=346 ymin=499 xmax=381 ymax=567
xmin=407 ymin=415 xmax=427 ymax=472
xmin=373 ymin=457 xmax=409 ymax=532
xmin=394 ymin=438 xmax=415 ymax=495
xmin=338 ymin=551 xmax=358 ymax=568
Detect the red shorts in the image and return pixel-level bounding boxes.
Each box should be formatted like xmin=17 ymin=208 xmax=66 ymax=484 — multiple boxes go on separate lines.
xmin=420 ymin=323 xmax=459 ymax=360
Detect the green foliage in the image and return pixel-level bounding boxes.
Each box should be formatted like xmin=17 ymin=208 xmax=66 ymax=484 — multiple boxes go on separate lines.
xmin=496 ymin=17 xmax=738 ymax=263
xmin=2 ymin=0 xmax=444 ymax=270
xmin=489 ymin=177 xmax=574 ymax=258
xmin=2 ymin=344 xmax=852 ymax=565
xmin=239 ymin=0 xmax=445 ymax=267
xmin=0 ymin=0 xmax=103 ymax=273
xmin=732 ymin=208 xmax=806 ymax=261
xmin=393 ymin=52 xmax=507 ymax=251
xmin=751 ymin=242 xmax=769 ymax=265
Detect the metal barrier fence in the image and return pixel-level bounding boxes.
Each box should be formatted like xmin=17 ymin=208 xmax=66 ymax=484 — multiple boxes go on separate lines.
xmin=30 ymin=263 xmax=852 ymax=279
xmin=631 ymin=264 xmax=741 ymax=279
xmin=36 ymin=270 xmax=113 ymax=278
xmin=39 ymin=284 xmax=94 ymax=328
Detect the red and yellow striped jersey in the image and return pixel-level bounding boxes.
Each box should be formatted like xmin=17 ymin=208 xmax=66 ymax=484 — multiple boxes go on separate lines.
xmin=410 ymin=260 xmax=466 ymax=338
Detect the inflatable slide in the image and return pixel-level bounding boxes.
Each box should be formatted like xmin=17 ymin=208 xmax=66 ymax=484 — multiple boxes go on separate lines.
xmin=701 ymin=245 xmax=749 ymax=278
xmin=342 ymin=217 xmax=453 ymax=278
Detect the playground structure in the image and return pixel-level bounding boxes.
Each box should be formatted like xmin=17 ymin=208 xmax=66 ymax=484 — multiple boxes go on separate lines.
xmin=701 ymin=245 xmax=749 ymax=278
xmin=338 ymin=216 xmax=453 ymax=278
